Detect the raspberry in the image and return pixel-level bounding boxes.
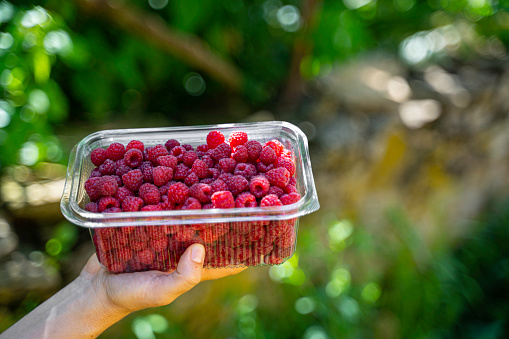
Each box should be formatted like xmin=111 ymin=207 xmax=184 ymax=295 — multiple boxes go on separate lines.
xmin=99 ymin=176 xmax=118 ymax=197
xmin=234 ymin=163 xmax=257 ymax=179
xmin=208 ymin=168 xmax=220 ymax=180
xmin=284 ymin=184 xmax=298 ymax=195
xmin=173 ymin=163 xmax=189 ymax=180
xmin=115 ymin=247 xmax=133 ymax=262
xmin=115 ymin=159 xmax=131 ymax=177
xmin=124 ymin=149 xmax=144 ymax=168
xmin=173 ymin=227 xmax=196 ymax=242
xmin=218 ymin=158 xmax=237 ymax=173
xmin=264 ymin=140 xmax=284 ymax=157
xmin=274 ymin=227 xmax=296 ymax=249
xmin=233 ymin=245 xmax=252 ymax=262
xmin=182 ymin=144 xmax=193 ymax=151
xmin=85 ymin=177 xmax=102 ymax=201
xmin=91 ymin=148 xmax=107 ymax=166
xmin=256 ymin=161 xmax=274 ymax=173
xmin=90 ymin=168 xmax=102 ymax=178
xmin=146 ymin=144 xmax=169 ymax=163
xmin=103 ymin=207 xmax=122 ymax=213
xmin=85 ymin=202 xmax=99 ymax=213
xmin=232 ymin=145 xmax=248 ymax=163
xmin=210 ymin=143 xmax=231 ymax=161
xmin=201 ymin=178 xmax=214 ymax=184
xmin=121 ymin=196 xmax=144 ymax=212
xmin=159 ymin=195 xmax=176 ymax=210
xmin=106 ymin=143 xmax=125 ymax=161
xmin=165 ymin=139 xmax=180 ymax=151
xmin=282 ymin=149 xmax=292 ymax=159
xmin=196 ymin=144 xmax=209 ymax=156
xmin=137 ymin=248 xmax=156 ymax=265
xmin=259 ymin=146 xmax=276 ymax=165
xmin=224 ymin=231 xmax=251 ymax=247
xmin=228 ymin=131 xmax=248 ymax=147
xmin=99 ymin=159 xmax=117 ymax=175
xmin=115 ymin=186 xmax=134 ymax=203
xmin=235 ymin=192 xmax=257 ymax=208
xmin=184 ymin=171 xmax=199 ymax=186
xmin=152 ymin=166 xmax=173 ymax=187
xmin=268 ymin=185 xmax=285 ymax=198
xmin=189 ymin=183 xmax=212 ymax=203
xmin=244 ymin=140 xmax=262 ymax=162
xmin=249 ymin=175 xmax=270 ymax=198
xmin=183 ymin=151 xmax=198 ymax=167
xmin=280 ymin=192 xmax=301 ymax=205
xmin=157 ymin=155 xmax=178 ymax=169
xmin=247 ymin=225 xmax=266 ymax=241
xmin=252 ymin=238 xmax=273 ymax=256
xmin=288 ymin=177 xmax=297 ymax=186
xmin=150 ymin=236 xmax=169 ymax=252
xmin=130 ymin=229 xmax=149 ymax=251
xmin=170 ymin=146 xmax=186 ymax=159
xmin=122 ymin=169 xmax=144 ymax=192
xmin=159 ymin=183 xmax=170 ymax=195
xmin=191 ymin=159 xmax=209 ymax=179
xmin=260 ymin=194 xmax=282 ymax=207
xmin=139 ymin=183 xmax=161 ymax=205
xmin=142 ymin=164 xmax=154 ymax=183
xmin=265 ymin=167 xmax=290 ymax=188
xmin=182 ymin=197 xmax=201 ymax=210
xmin=126 ymin=140 xmax=144 ymax=152
xmin=98 ymin=196 xmax=120 ymax=212
xmin=167 ymin=182 xmax=189 ymax=204
xmin=218 ymin=172 xmax=232 ymax=184
xmin=201 ymin=155 xmax=215 ymax=168
xmin=211 ymin=191 xmax=235 ymax=208
xmin=264 ymin=252 xmax=286 ymax=265
xmin=206 ymin=130 xmax=225 ymax=149
xmin=210 ymin=179 xmax=228 ymax=193
xmin=227 ymin=175 xmax=249 ymax=196
xmin=276 ymin=157 xmax=296 ymax=176
xmin=199 ymin=227 xmax=221 ymax=243
xmin=202 ymin=203 xmax=214 ymax=209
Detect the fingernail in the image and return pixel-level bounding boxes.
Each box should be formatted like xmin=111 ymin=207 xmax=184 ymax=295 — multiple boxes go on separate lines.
xmin=191 ymin=245 xmax=204 ymax=264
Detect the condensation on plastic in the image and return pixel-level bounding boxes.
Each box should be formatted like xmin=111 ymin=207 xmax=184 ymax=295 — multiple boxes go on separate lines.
xmin=60 ymin=121 xmax=319 ymax=272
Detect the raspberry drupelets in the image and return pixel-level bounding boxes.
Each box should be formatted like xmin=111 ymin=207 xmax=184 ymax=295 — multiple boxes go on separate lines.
xmin=86 ymin=129 xmax=301 ymax=273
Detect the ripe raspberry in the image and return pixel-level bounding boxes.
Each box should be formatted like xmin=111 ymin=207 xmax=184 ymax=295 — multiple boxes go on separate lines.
xmin=106 ymin=143 xmax=126 ymax=161
xmin=280 ymin=192 xmax=301 ymax=205
xmin=211 ymin=191 xmax=235 ymax=208
xmin=183 ymin=151 xmax=198 ymax=167
xmin=224 ymin=231 xmax=251 ymax=247
xmin=126 ymin=140 xmax=144 ymax=152
xmin=256 ymin=161 xmax=274 ymax=173
xmin=268 ymin=185 xmax=285 ymax=198
xmin=189 ymin=183 xmax=212 ymax=203
xmin=121 ymin=196 xmax=144 ymax=212
xmin=115 ymin=186 xmax=134 ymax=203
xmin=115 ymin=159 xmax=131 ymax=177
xmin=103 ymin=207 xmax=122 ymax=213
xmin=90 ymin=168 xmax=102 ymax=178
xmin=167 ymin=182 xmax=189 ymax=204
xmin=264 ymin=252 xmax=286 ymax=265
xmin=228 ymin=131 xmax=248 ymax=148
xmin=184 ymin=171 xmax=199 ymax=186
xmin=202 ymin=203 xmax=214 ymax=209
xmin=282 ymin=149 xmax=292 ymax=159
xmin=173 ymin=227 xmax=196 ymax=242
xmin=235 ymin=192 xmax=257 ymax=208
xmin=260 ymin=194 xmax=283 ymax=207
xmin=284 ymin=184 xmax=298 ymax=195
xmin=91 ymin=148 xmax=107 ymax=166
xmin=85 ymin=177 xmax=102 ymax=201
xmin=276 ymin=157 xmax=296 ymax=176
xmin=157 ymin=155 xmax=178 ymax=169
xmin=227 ymin=175 xmax=249 ymax=196
xmin=217 ymin=172 xmax=232 ymax=184
xmin=165 ymin=139 xmax=180 ymax=151
xmin=288 ymin=177 xmax=297 ymax=186
xmin=152 ymin=166 xmax=173 ymax=187
xmin=201 ymin=155 xmax=215 ymax=168
xmin=139 ymin=183 xmax=161 ymax=205
xmin=159 ymin=183 xmax=170 ymax=195
xmin=210 ymin=179 xmax=228 ymax=193
xmin=259 ymin=146 xmax=276 ymax=165
xmin=150 ymin=236 xmax=169 ymax=252
xmin=206 ymin=130 xmax=225 ymax=149
xmin=182 ymin=144 xmax=193 ymax=151
xmin=252 ymin=238 xmax=274 ymax=256
xmin=85 ymin=202 xmax=99 ymax=213
xmin=142 ymin=165 xmax=154 ymax=183
xmin=265 ymin=167 xmax=290 ymax=188
xmin=146 ymin=144 xmax=169 ymax=163
xmin=99 ymin=175 xmax=118 ymax=197
xmin=98 ymin=196 xmax=120 ymax=212
xmin=232 ymin=145 xmax=248 ymax=163
xmin=201 ymin=178 xmax=214 ymax=184
xmin=247 ymin=225 xmax=266 ymax=241
xmin=274 ymin=227 xmax=296 ymax=249
xmin=199 ymin=227 xmax=221 ymax=243
xmin=218 ymin=158 xmax=237 ymax=173
xmin=244 ymin=140 xmax=262 ymax=162
xmin=208 ymin=167 xmax=220 ymax=180
xmin=234 ymin=163 xmax=257 ymax=179
xmin=124 ymin=149 xmax=144 ymax=168
xmin=114 ymin=246 xmax=133 ymax=263
xmin=249 ymin=175 xmax=270 ymax=198
xmin=196 ymin=144 xmax=209 ymax=157
xmin=209 ymin=143 xmax=231 ymax=161
xmin=99 ymin=159 xmax=117 ymax=175
xmin=122 ymin=169 xmax=144 ymax=192
xmin=182 ymin=197 xmax=201 ymax=210
xmin=191 ymin=159 xmax=209 ymax=179
xmin=233 ymin=245 xmax=252 ymax=262
xmin=264 ymin=140 xmax=284 ymax=157
xmin=130 ymin=228 xmax=149 ymax=251
xmin=159 ymin=195 xmax=176 ymax=210
xmin=137 ymin=248 xmax=156 ymax=266
xmin=170 ymin=146 xmax=186 ymax=160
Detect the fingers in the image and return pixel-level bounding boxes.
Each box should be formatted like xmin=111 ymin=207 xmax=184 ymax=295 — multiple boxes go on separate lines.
xmin=166 ymin=244 xmax=205 ymax=297
xmin=201 ymin=266 xmax=248 ymax=281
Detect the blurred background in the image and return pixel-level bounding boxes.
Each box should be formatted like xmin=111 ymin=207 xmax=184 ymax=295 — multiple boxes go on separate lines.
xmin=1 ymin=0 xmax=509 ymax=337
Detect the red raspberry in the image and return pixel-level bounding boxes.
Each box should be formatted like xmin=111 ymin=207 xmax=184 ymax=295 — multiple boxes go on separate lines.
xmin=288 ymin=177 xmax=297 ymax=186
xmin=280 ymin=192 xmax=301 ymax=205
xmin=146 ymin=144 xmax=169 ymax=163
xmin=99 ymin=176 xmax=118 ymax=197
xmin=276 ymin=157 xmax=296 ymax=176
xmin=183 ymin=151 xmax=198 ymax=167
xmin=191 ymin=159 xmax=209 ymax=179
xmin=170 ymin=145 xmax=186 ymax=159
xmin=141 ymin=204 xmax=163 ymax=211
xmin=202 ymin=203 xmax=214 ymax=209
xmin=173 ymin=163 xmax=189 ymax=180
xmin=85 ymin=177 xmax=102 ymax=201
xmin=256 ymin=161 xmax=274 ymax=173
xmin=245 ymin=140 xmax=262 ymax=162
xmin=130 ymin=228 xmax=149 ymax=251
xmin=260 ymin=194 xmax=282 ymax=207
xmin=189 ymin=183 xmax=212 ymax=203
xmin=201 ymin=178 xmax=214 ymax=184
xmin=122 ymin=169 xmax=144 ymax=192
xmin=274 ymin=227 xmax=296 ymax=249
xmin=152 ymin=166 xmax=173 ymax=187
xmin=259 ymin=146 xmax=276 ymax=165
xmin=126 ymin=140 xmax=144 ymax=152
xmin=218 ymin=172 xmax=232 ymax=184
xmin=137 ymin=248 xmax=156 ymax=266
xmin=206 ymin=130 xmax=225 ymax=149
xmin=252 ymin=238 xmax=274 ymax=256
xmin=165 ymin=139 xmax=180 ymax=151
xmin=159 ymin=183 xmax=170 ymax=195
xmin=265 ymin=167 xmax=290 ymax=188
xmin=233 ymin=245 xmax=252 ymax=262
xmin=182 ymin=144 xmax=193 ymax=151
xmin=85 ymin=202 xmax=99 ymax=213
xmin=115 ymin=159 xmax=131 ymax=177
xmin=268 ymin=185 xmax=285 ymax=198
xmin=157 ymin=155 xmax=178 ymax=169
xmin=124 ymin=149 xmax=143 ymax=168
xmin=106 ymin=143 xmax=125 ymax=161
xmin=173 ymin=227 xmax=196 ymax=242
xmin=167 ymin=182 xmax=189 ymax=204
xmin=234 ymin=163 xmax=257 ymax=179
xmin=159 ymin=195 xmax=176 ymax=210
xmin=282 ymin=149 xmax=292 ymax=159
xmin=141 ymin=164 xmax=154 ymax=183
xmin=208 ymin=167 xmax=220 ymax=180
xmin=201 ymin=155 xmax=215 ymax=168
xmin=90 ymin=168 xmax=102 ymax=178
xmin=264 ymin=252 xmax=286 ymax=265
xmin=184 ymin=171 xmax=199 ymax=186
xmin=218 ymin=158 xmax=237 ymax=173
xmin=224 ymin=231 xmax=251 ymax=247
xmin=115 ymin=186 xmax=133 ymax=203
xmin=98 ymin=196 xmax=120 ymax=212
xmin=231 ymin=222 xmax=252 ymax=234
xmin=211 ymin=191 xmax=235 ymax=208
xmin=232 ymin=145 xmax=248 ymax=163
xmin=227 ymin=175 xmax=249 ymax=196
xmin=182 ymin=197 xmax=201 ymax=210
xmin=264 ymin=140 xmax=284 ymax=157
xmin=210 ymin=179 xmax=227 ymax=193
xmin=91 ymin=148 xmax=107 ymax=166
xmin=228 ymin=131 xmax=248 ymax=147
xmin=235 ymin=192 xmax=257 ymax=208
xmin=150 ymin=236 xmax=169 ymax=252
xmin=115 ymin=247 xmax=133 ymax=263
xmin=121 ymin=196 xmax=144 ymax=212
xmin=103 ymin=207 xmax=122 ymax=213
xmin=139 ymin=183 xmax=161 ymax=205
xmin=199 ymin=227 xmax=221 ymax=243
xmin=284 ymin=184 xmax=298 ymax=195
xmin=247 ymin=225 xmax=266 ymax=241
xmin=210 ymin=143 xmax=232 ymax=161
xmin=99 ymin=159 xmax=117 ymax=175
xmin=249 ymin=175 xmax=270 ymax=198
xmin=196 ymin=144 xmax=209 ymax=156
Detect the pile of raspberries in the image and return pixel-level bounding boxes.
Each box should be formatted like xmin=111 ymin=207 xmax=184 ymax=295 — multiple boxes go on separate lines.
xmin=85 ymin=130 xmax=301 ymax=272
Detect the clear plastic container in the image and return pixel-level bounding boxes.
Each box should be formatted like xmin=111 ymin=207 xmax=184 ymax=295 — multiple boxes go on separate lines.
xmin=61 ymin=121 xmax=320 ymax=273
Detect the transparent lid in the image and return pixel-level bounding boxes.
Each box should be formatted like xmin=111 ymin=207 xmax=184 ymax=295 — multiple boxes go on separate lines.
xmin=60 ymin=121 xmax=320 ymax=228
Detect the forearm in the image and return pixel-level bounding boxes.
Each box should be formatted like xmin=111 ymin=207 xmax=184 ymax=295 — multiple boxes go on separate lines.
xmin=1 ymin=276 xmax=130 ymax=339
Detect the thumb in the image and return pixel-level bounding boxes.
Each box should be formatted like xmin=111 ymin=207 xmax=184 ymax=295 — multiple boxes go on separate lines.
xmin=167 ymin=244 xmax=205 ymax=296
